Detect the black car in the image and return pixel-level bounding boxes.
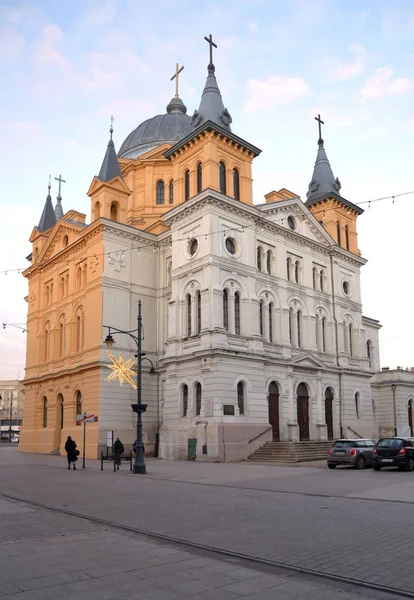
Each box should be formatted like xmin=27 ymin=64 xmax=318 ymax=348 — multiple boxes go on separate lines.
xmin=372 ymin=437 xmax=414 ymax=471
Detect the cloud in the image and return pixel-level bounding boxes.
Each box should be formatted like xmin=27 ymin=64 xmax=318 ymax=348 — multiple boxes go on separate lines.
xmin=327 ymin=42 xmax=366 ymax=81
xmin=245 ymin=75 xmax=309 ymax=111
xmin=361 ymin=67 xmax=414 ymax=99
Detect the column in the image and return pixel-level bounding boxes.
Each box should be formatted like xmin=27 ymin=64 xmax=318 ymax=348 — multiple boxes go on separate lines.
xmin=264 ymin=303 xmax=270 ymax=341
xmin=287 ymin=374 xmax=295 ymax=423
xmin=316 ymin=375 xmax=323 ymax=424
xmin=190 ymin=294 xmax=197 ymax=336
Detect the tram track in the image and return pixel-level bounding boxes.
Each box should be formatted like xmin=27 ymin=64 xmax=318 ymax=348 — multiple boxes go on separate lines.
xmin=2 ymin=491 xmax=413 ymax=599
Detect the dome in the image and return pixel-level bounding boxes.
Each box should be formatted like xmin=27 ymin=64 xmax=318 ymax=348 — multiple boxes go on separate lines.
xmin=118 ymin=97 xmax=192 ymax=159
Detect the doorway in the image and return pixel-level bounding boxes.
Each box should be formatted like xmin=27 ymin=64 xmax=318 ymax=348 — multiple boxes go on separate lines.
xmin=268 ymin=381 xmax=280 ymax=441
xmin=54 ymin=393 xmax=64 ymax=450
xmin=325 ymin=387 xmax=334 ymax=440
xmin=297 ymin=383 xmax=309 ymax=441
xmin=409 ymin=400 xmax=413 ymax=436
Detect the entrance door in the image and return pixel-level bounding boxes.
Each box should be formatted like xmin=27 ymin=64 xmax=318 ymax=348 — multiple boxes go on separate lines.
xmin=268 ymin=382 xmax=280 ymax=441
xmin=54 ymin=394 xmax=64 ymax=450
xmin=325 ymin=388 xmax=334 ymax=440
xmin=409 ymin=400 xmax=413 ymax=436
xmin=297 ymin=383 xmax=309 ymax=441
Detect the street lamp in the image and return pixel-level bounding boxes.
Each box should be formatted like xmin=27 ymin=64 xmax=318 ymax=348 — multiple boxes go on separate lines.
xmin=103 ymin=300 xmax=152 ymax=474
xmin=391 ymin=384 xmax=397 ymax=437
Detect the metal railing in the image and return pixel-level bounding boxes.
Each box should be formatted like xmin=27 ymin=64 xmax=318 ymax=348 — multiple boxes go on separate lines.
xmin=248 ymin=425 xmax=272 ymax=444
xmin=347 ymin=425 xmax=363 ymax=439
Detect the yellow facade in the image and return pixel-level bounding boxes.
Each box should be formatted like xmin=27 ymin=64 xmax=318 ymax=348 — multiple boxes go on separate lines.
xmin=307 ymin=198 xmax=360 ymax=255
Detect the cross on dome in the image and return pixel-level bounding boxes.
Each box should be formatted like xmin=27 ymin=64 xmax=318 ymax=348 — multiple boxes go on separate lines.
xmin=204 ymin=34 xmax=217 ymax=67
xmin=170 ymin=63 xmax=184 ymax=98
xmin=315 ymin=113 xmax=324 ymax=145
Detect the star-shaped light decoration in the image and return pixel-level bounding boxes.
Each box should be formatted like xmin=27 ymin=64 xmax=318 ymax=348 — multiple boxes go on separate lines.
xmin=105 ymin=350 xmax=137 ymax=389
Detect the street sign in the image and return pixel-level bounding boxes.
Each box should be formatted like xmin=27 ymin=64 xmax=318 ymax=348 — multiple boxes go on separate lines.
xmin=76 ymin=414 xmax=95 ymax=424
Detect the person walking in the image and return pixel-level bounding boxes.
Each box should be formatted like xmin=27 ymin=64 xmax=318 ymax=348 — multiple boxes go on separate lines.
xmin=65 ymin=436 xmax=78 ymax=470
xmin=113 ymin=437 xmax=124 ymax=470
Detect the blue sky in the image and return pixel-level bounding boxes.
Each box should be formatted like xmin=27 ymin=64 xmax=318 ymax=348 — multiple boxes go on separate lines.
xmin=1 ymin=0 xmax=414 ymax=377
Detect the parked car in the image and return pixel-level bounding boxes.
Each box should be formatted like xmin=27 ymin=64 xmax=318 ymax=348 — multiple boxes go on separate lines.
xmin=327 ymin=439 xmax=375 ymax=469
xmin=372 ymin=437 xmax=414 ymax=471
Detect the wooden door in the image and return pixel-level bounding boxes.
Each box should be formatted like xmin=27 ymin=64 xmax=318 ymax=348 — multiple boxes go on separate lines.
xmin=325 ymin=398 xmax=333 ymax=440
xmin=409 ymin=401 xmax=413 ymax=436
xmin=297 ymin=396 xmax=309 ymax=441
xmin=268 ymin=393 xmax=280 ymax=440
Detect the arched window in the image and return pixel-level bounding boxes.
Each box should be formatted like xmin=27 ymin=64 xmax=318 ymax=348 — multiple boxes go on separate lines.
xmin=269 ymin=302 xmax=273 ymax=343
xmin=196 ymin=291 xmax=201 ymax=335
xmin=65 ymin=273 xmax=69 ymax=296
xmin=182 ymin=385 xmax=188 ymax=417
xmin=57 ymin=393 xmax=64 ymax=430
xmin=95 ymin=201 xmax=100 ymax=219
xmin=320 ymin=270 xmax=324 ymax=292
xmin=259 ymin=300 xmax=264 ymax=336
xmin=110 ymin=202 xmax=118 ymax=221
xmin=44 ymin=324 xmax=50 ymax=362
xmin=75 ymin=308 xmax=84 ymax=352
xmin=349 ymin=323 xmax=353 ymax=357
xmin=289 ymin=308 xmax=293 ymax=344
xmin=287 ymin=257 xmax=291 ymax=281
xmin=234 ymin=292 xmax=240 ymax=335
xmin=45 ymin=285 xmax=49 ymax=306
xmin=367 ymin=340 xmax=372 ymax=368
xmin=59 ymin=277 xmax=65 ymax=299
xmin=169 ymin=180 xmax=174 ymax=204
xmin=195 ymin=383 xmax=202 ymax=416
xmin=312 ymin=267 xmax=317 ymax=290
xmin=156 ymin=180 xmax=165 ymax=205
xmin=355 ymin=392 xmax=361 ymax=418
xmin=237 ymin=381 xmax=245 ymax=415
xmin=42 ymin=397 xmax=47 ymax=428
xmin=266 ymin=250 xmax=272 ymax=274
xmin=345 ymin=225 xmax=350 ymax=250
xmin=257 ymin=247 xmax=262 ymax=271
xmin=76 ymin=267 xmax=82 ymax=290
xmin=336 ymin=221 xmax=341 ymax=246
xmin=219 ymin=161 xmax=226 ymax=194
xmin=233 ymin=168 xmax=240 ymax=200
xmin=197 ymin=163 xmax=202 ymax=194
xmin=184 ymin=170 xmax=190 ymax=201
xmin=322 ymin=317 xmax=326 ymax=352
xmin=294 ymin=261 xmax=300 ymax=284
xmin=297 ymin=310 xmax=302 ymax=347
xmin=82 ymin=264 xmax=87 ymax=287
xmin=223 ymin=289 xmax=229 ymax=330
xmin=58 ymin=319 xmax=65 ymax=357
xmin=186 ymin=294 xmax=191 ymax=337
xmin=167 ymin=262 xmax=172 ymax=286
xmin=76 ymin=391 xmax=82 ymax=418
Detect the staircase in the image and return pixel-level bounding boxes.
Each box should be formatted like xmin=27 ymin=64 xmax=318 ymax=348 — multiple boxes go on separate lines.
xmin=247 ymin=441 xmax=332 ymax=463
xmin=50 ymin=448 xmax=61 ymax=456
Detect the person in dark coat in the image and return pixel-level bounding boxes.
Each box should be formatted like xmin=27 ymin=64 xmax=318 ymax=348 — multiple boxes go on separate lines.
xmin=113 ymin=438 xmax=124 ymax=469
xmin=65 ymin=436 xmax=78 ymax=470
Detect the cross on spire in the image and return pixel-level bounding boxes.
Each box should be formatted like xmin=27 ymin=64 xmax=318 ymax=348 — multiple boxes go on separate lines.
xmin=170 ymin=63 xmax=184 ymax=98
xmin=55 ymin=174 xmax=66 ymax=198
xmin=204 ymin=33 xmax=217 ymax=66
xmin=110 ymin=115 xmax=115 ymax=140
xmin=315 ymin=113 xmax=324 ymax=144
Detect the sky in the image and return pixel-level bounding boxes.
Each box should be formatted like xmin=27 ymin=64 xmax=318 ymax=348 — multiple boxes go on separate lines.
xmin=1 ymin=0 xmax=414 ymax=379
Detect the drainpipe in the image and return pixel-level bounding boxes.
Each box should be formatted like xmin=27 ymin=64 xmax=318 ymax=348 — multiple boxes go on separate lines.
xmin=392 ymin=383 xmax=397 ymax=436
xmin=154 ymin=244 xmax=161 ymax=457
xmin=329 ymin=251 xmax=343 ymax=437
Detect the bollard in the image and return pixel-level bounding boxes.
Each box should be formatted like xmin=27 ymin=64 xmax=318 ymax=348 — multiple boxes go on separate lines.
xmin=113 ymin=455 xmax=116 ymax=472
xmin=130 ymin=451 xmax=132 ymax=472
xmin=101 ymin=451 xmax=103 ymax=471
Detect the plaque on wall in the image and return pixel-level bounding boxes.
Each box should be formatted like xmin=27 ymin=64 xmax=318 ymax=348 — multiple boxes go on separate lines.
xmin=223 ymin=405 xmax=235 ymax=416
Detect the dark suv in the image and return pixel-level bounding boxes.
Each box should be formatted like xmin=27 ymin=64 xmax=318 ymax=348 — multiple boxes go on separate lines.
xmin=372 ymin=437 xmax=414 ymax=471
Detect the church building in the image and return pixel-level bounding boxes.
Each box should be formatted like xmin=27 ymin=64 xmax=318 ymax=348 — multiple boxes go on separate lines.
xmin=19 ymin=37 xmax=381 ymax=461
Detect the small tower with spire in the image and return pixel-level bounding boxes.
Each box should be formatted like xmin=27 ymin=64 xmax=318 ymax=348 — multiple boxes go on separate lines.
xmin=37 ymin=177 xmax=57 ymax=232
xmin=87 ymin=117 xmax=131 ymax=224
xmin=305 ymin=115 xmax=363 ymax=254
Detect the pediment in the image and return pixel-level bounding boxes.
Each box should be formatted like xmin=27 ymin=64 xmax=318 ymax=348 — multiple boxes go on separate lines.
xmin=87 ymin=175 xmax=131 ymax=197
xmin=139 ymin=144 xmax=171 ymax=162
xmin=38 ymin=220 xmax=85 ymax=263
xmin=291 ymin=352 xmax=327 ymax=370
xmin=145 ymin=219 xmax=170 ymax=234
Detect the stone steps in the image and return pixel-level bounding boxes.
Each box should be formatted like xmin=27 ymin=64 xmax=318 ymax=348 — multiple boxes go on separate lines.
xmin=247 ymin=441 xmax=332 ymax=463
xmin=50 ymin=449 xmax=61 ymax=456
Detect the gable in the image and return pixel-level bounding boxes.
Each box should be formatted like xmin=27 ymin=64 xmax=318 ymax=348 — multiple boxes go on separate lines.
xmin=292 ymin=352 xmax=327 ymax=370
xmin=38 ymin=220 xmax=86 ymax=264
xmin=138 ymin=143 xmax=172 ymax=162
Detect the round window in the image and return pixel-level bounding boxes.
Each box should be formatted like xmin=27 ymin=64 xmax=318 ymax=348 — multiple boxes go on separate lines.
xmin=225 ymin=237 xmax=236 ymax=255
xmin=343 ymin=281 xmax=350 ymax=295
xmin=287 ymin=216 xmax=295 ymax=230
xmin=189 ymin=238 xmax=198 ymax=256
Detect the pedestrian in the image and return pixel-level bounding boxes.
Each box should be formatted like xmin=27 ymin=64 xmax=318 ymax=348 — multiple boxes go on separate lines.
xmin=113 ymin=437 xmax=124 ymax=470
xmin=131 ymin=440 xmax=145 ymax=455
xmin=64 ymin=436 xmax=78 ymax=470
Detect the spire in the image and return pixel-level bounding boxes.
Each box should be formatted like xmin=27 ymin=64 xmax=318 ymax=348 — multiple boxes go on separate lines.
xmin=306 ymin=115 xmax=341 ymax=203
xmin=191 ymin=34 xmax=232 ymax=132
xmin=54 ymin=174 xmax=65 ymax=220
xmin=98 ymin=117 xmax=123 ymax=182
xmin=37 ymin=176 xmax=57 ymax=232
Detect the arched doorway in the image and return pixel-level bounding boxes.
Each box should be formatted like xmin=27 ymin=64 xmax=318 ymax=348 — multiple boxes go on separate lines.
xmin=325 ymin=388 xmax=334 ymax=440
xmin=268 ymin=381 xmax=280 ymax=441
xmin=54 ymin=393 xmax=64 ymax=450
xmin=408 ymin=400 xmax=413 ymax=436
xmin=297 ymin=383 xmax=309 ymax=441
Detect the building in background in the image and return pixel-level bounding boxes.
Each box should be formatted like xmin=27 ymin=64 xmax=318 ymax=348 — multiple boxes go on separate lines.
xmin=371 ymin=367 xmax=414 ymax=438
xmin=0 ymin=380 xmax=24 ymax=441
xmin=19 ymin=40 xmax=382 ymax=461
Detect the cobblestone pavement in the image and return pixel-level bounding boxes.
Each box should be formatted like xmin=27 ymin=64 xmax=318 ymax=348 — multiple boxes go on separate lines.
xmin=0 ymin=447 xmax=412 ymax=598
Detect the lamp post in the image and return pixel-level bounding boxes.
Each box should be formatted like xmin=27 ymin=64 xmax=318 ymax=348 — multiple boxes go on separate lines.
xmin=103 ymin=300 xmax=155 ymax=474
xmin=391 ymin=383 xmax=397 ymax=437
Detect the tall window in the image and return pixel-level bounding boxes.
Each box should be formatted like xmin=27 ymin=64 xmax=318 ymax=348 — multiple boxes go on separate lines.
xmin=58 ymin=394 xmax=64 ymax=430
xmin=44 ymin=323 xmax=50 ymax=362
xmin=42 ymin=397 xmax=47 ymax=428
xmin=336 ymin=221 xmax=341 ymax=246
xmin=197 ymin=163 xmax=202 ymax=193
xmin=294 ymin=261 xmax=300 ymax=284
xmin=322 ymin=317 xmax=326 ymax=352
xmin=219 ymin=161 xmax=226 ymax=194
xmin=58 ymin=320 xmax=65 ymax=357
xmin=289 ymin=308 xmax=293 ymax=344
xmin=297 ymin=310 xmax=302 ymax=347
xmin=312 ymin=267 xmax=317 ymax=289
xmin=196 ymin=291 xmax=201 ymax=335
xmin=349 ymin=323 xmax=353 ymax=357
xmin=367 ymin=340 xmax=372 ymax=368
xmin=269 ymin=303 xmax=273 ymax=343
xmin=110 ymin=202 xmax=118 ymax=221
xmin=76 ymin=391 xmax=82 ymax=417
xmin=223 ymin=289 xmax=229 ymax=330
xmin=82 ymin=264 xmax=87 ymax=287
xmin=320 ymin=270 xmax=324 ymax=292
xmin=184 ymin=170 xmax=190 ymax=201
xmin=266 ymin=250 xmax=271 ymax=274
xmin=45 ymin=285 xmax=50 ymax=306
xmin=182 ymin=385 xmax=188 ymax=417
xmin=287 ymin=257 xmax=291 ymax=281
xmin=169 ymin=180 xmax=174 ymax=204
xmin=186 ymin=294 xmax=191 ymax=337
xmin=237 ymin=381 xmax=245 ymax=415
xmin=233 ymin=168 xmax=240 ymax=200
xmin=259 ymin=300 xmax=264 ymax=336
xmin=355 ymin=392 xmax=360 ymax=418
xmin=195 ymin=383 xmax=202 ymax=416
xmin=234 ymin=292 xmax=240 ymax=335
xmin=95 ymin=201 xmax=100 ymax=218
xmin=257 ymin=247 xmax=262 ymax=271
xmin=75 ymin=308 xmax=84 ymax=352
xmin=76 ymin=267 xmax=82 ymax=290
xmin=345 ymin=225 xmax=350 ymax=250
xmin=60 ymin=277 xmax=65 ymax=298
xmin=156 ymin=181 xmax=165 ymax=205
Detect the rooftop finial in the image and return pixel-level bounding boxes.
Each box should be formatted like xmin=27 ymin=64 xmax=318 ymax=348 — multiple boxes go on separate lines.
xmin=204 ymin=33 xmax=217 ymax=73
xmin=315 ymin=113 xmax=324 ymax=145
xmin=110 ymin=115 xmax=115 ymax=140
xmin=48 ymin=174 xmax=51 ymax=196
xmin=171 ymin=63 xmax=184 ymax=99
